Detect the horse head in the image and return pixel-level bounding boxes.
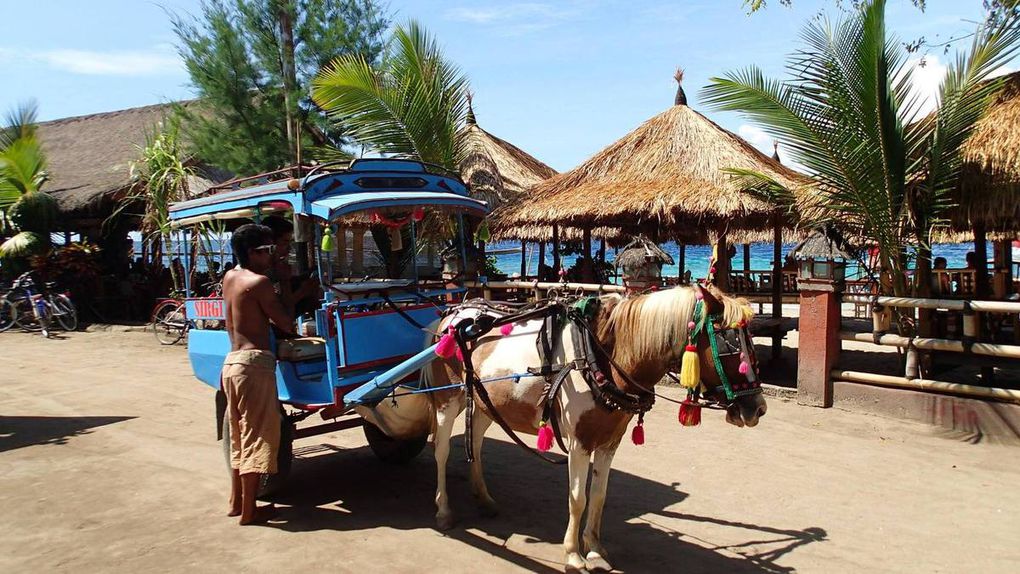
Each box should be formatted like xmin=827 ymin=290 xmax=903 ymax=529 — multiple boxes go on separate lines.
xmin=695 ymin=286 xmax=767 ymax=428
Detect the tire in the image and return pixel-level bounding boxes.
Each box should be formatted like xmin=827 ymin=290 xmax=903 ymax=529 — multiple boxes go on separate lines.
xmin=13 ymin=297 xmax=43 ymax=332
xmin=50 ymin=295 xmax=78 ymax=331
xmin=0 ymin=299 xmax=14 ymax=332
xmin=363 ymin=421 xmax=428 ymax=464
xmin=221 ymin=407 xmax=294 ymax=499
xmin=152 ymin=301 xmax=186 ymax=345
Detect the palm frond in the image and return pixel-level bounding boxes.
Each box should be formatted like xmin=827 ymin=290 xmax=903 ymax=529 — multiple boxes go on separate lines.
xmin=0 ymin=231 xmax=45 ymax=258
xmin=0 ymin=101 xmax=38 ymax=150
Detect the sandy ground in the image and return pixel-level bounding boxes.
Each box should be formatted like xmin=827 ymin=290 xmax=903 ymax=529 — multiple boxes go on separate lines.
xmin=1 ymin=329 xmax=1019 ymax=573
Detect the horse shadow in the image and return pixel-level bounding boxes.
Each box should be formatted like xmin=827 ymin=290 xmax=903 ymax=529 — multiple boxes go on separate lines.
xmin=0 ymin=415 xmax=136 ymax=454
xmin=264 ymin=436 xmax=826 ymax=573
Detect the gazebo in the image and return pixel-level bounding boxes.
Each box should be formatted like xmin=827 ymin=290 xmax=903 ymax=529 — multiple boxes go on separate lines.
xmin=492 ymin=70 xmax=807 ymax=291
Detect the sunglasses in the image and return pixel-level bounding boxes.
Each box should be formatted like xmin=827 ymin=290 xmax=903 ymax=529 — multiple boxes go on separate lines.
xmin=253 ymin=244 xmax=277 ymax=255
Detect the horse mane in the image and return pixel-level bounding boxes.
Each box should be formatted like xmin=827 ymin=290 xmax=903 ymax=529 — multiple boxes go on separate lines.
xmin=597 ymin=286 xmax=753 ymax=374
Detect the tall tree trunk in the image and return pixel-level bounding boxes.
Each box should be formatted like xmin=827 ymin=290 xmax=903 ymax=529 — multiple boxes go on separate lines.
xmin=277 ymin=1 xmax=298 ymax=165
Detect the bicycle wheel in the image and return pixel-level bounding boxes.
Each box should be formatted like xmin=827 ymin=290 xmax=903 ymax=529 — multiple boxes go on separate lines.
xmin=50 ymin=294 xmax=78 ymax=331
xmin=153 ymin=301 xmax=186 ymax=345
xmin=0 ymin=299 xmax=14 ymax=332
xmin=13 ymin=298 xmax=42 ymax=332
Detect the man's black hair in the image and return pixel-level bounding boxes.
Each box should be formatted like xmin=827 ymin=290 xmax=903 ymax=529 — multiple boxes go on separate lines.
xmin=261 ymin=215 xmax=294 ymax=240
xmin=231 ymin=224 xmax=274 ymax=268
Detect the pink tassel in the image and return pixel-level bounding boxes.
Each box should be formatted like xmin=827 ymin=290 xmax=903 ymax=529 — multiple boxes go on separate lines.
xmin=500 ymin=323 xmax=514 ymax=336
xmin=537 ymin=422 xmax=554 ymax=452
xmin=739 ymin=361 xmax=750 ymax=374
xmin=434 ymin=326 xmax=457 ymax=358
xmin=631 ymin=423 xmax=644 ymax=445
xmin=688 ymin=320 xmax=696 ymax=330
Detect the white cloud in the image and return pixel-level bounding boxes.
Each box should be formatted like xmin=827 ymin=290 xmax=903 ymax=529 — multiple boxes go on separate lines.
xmin=738 ymin=124 xmax=773 ymax=151
xmin=444 ymin=2 xmax=578 ymax=35
xmin=904 ymin=55 xmax=948 ymax=117
xmin=37 ymin=48 xmax=183 ymax=76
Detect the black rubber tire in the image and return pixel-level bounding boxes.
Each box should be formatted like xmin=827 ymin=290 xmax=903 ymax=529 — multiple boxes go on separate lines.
xmin=152 ymin=301 xmax=185 ymax=345
xmin=13 ymin=297 xmax=44 ymax=332
xmin=0 ymin=299 xmax=14 ymax=332
xmin=362 ymin=421 xmax=428 ymax=464
xmin=51 ymin=295 xmax=78 ymax=331
xmin=221 ymin=407 xmax=294 ymax=499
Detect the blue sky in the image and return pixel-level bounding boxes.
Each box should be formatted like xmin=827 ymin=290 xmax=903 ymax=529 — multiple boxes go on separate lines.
xmin=0 ymin=1 xmax=999 ymax=172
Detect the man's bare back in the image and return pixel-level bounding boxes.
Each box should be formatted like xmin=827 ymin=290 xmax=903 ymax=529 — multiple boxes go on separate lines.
xmin=223 ymin=267 xmax=293 ymax=351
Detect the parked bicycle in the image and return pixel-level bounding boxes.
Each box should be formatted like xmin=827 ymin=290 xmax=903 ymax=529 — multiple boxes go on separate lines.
xmin=150 ymin=281 xmax=222 ymax=345
xmin=2 ymin=272 xmax=78 ymax=337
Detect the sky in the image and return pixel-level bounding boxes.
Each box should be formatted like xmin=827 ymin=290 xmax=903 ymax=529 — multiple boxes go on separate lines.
xmin=0 ymin=0 xmax=1004 ymax=172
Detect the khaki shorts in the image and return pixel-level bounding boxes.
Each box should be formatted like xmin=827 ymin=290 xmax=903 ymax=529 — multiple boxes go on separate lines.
xmin=222 ymin=350 xmax=280 ymax=475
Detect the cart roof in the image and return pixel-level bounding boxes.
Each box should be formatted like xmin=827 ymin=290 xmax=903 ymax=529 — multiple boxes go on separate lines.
xmin=168 ymin=158 xmax=486 ymax=227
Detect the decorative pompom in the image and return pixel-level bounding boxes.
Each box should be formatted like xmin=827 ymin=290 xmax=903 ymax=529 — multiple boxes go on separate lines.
xmin=631 ymin=423 xmax=645 ymax=445
xmin=740 ymin=352 xmax=747 ymax=361
xmin=537 ymin=422 xmax=554 ymax=452
xmin=558 ymin=268 xmax=567 ymax=278
xmin=434 ymin=326 xmax=457 ymax=359
xmin=695 ymin=290 xmax=704 ymax=300
xmin=688 ymin=320 xmax=696 ymax=330
xmin=499 ymin=323 xmax=514 ymax=336
xmin=678 ymin=400 xmax=702 ymax=427
xmin=709 ymin=266 xmax=717 ymax=274
xmin=412 ymin=206 xmax=425 ymax=222
xmin=739 ymin=361 xmax=750 ymax=374
xmin=679 ymin=344 xmax=701 ymax=389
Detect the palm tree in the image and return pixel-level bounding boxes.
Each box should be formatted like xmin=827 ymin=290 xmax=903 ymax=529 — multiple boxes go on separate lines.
xmin=701 ymin=0 xmax=1020 ymax=303
xmin=0 ymin=102 xmax=58 ymax=258
xmin=310 ymin=20 xmax=470 ymax=171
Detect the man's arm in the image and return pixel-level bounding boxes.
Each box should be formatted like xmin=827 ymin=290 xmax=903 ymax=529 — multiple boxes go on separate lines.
xmin=253 ymin=276 xmax=295 ymax=334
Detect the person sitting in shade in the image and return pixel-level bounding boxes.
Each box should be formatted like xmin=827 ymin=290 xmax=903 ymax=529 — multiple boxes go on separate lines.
xmin=932 ymin=257 xmax=951 ymax=295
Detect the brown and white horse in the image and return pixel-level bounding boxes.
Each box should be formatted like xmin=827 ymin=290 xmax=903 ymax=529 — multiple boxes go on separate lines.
xmin=418 ymin=285 xmax=767 ymax=572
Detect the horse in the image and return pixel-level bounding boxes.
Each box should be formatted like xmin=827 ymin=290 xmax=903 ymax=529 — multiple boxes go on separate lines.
xmin=417 ymin=284 xmax=768 ymax=573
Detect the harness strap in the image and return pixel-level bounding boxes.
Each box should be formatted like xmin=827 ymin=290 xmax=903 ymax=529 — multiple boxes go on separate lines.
xmin=541 ymin=365 xmax=574 ymax=454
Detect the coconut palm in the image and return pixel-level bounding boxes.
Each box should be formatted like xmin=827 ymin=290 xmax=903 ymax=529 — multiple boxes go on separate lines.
xmin=701 ymin=0 xmax=1020 ymax=300
xmin=0 ymin=102 xmax=58 ymax=258
xmin=310 ymin=20 xmax=470 ymax=171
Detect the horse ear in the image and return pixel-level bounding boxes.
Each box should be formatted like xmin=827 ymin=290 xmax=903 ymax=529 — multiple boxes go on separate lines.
xmin=699 ymin=285 xmax=725 ymax=316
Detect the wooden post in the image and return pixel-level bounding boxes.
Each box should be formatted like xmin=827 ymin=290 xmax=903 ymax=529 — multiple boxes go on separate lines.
xmin=582 ymin=226 xmax=593 ymax=282
xmin=743 ymin=243 xmax=751 ymax=275
xmin=352 ymin=227 xmax=365 ymax=276
xmin=598 ymin=238 xmax=606 ymax=264
xmin=973 ymin=221 xmax=993 ymax=382
xmin=715 ymin=231 xmax=731 ymax=292
xmin=552 ymin=224 xmax=561 ymax=274
xmin=538 ymin=240 xmax=547 ymax=279
xmin=678 ymin=244 xmax=686 ymax=282
xmin=772 ymin=214 xmax=783 ymax=360
xmin=520 ymin=241 xmax=528 ymax=278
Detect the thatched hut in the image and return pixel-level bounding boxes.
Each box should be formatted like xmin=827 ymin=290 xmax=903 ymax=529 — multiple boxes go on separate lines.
xmin=492 ymin=70 xmax=807 ymax=289
xmin=615 ymin=235 xmax=675 ymax=289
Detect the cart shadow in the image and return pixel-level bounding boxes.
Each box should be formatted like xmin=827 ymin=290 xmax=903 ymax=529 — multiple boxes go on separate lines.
xmin=267 ymin=436 xmax=825 ymax=573
xmin=0 ymin=415 xmax=136 ymax=453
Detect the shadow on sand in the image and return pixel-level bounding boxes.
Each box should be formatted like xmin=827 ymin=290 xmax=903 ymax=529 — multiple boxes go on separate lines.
xmin=258 ymin=436 xmax=826 ymax=573
xmin=0 ymin=415 xmax=136 ymax=454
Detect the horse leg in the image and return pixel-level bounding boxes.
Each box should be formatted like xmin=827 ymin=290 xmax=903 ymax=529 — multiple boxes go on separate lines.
xmin=468 ymin=409 xmax=498 ymax=517
xmin=433 ymin=396 xmax=463 ymax=531
xmin=582 ymin=446 xmax=618 ymax=572
xmin=563 ymin=444 xmax=591 ymax=573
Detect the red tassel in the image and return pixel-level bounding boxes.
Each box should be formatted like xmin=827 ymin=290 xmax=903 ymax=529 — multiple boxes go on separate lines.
xmin=631 ymin=423 xmax=644 ymax=445
xmin=434 ymin=326 xmax=457 ymax=358
xmin=412 ymin=206 xmax=425 ymax=221
xmin=537 ymin=422 xmax=554 ymax=452
xmin=500 ymin=323 xmax=514 ymax=336
xmin=678 ymin=400 xmax=702 ymax=427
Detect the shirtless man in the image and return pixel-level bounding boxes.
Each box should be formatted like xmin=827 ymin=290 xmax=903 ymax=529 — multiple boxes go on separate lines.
xmin=221 ymin=224 xmax=294 ymax=525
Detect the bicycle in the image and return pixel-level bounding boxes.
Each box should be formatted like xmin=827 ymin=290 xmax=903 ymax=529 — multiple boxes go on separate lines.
xmin=0 ymin=281 xmax=15 ymax=333
xmin=150 ymin=281 xmax=222 ymax=345
xmin=5 ymin=272 xmax=78 ymax=337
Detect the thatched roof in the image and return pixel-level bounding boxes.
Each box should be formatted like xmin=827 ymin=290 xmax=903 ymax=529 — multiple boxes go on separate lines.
xmin=955 ymin=71 xmax=1020 ymax=234
xmin=36 ymin=101 xmax=226 ymax=218
xmin=789 ymin=224 xmax=854 ymax=260
xmin=615 ymin=236 xmax=675 ymax=268
xmin=492 ymin=73 xmax=808 ymax=244
xmin=458 ymin=100 xmax=557 ymax=210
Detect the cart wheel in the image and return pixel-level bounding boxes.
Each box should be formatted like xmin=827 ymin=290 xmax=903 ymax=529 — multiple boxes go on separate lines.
xmin=363 ymin=421 xmax=427 ymax=464
xmin=221 ymin=408 xmax=293 ymax=499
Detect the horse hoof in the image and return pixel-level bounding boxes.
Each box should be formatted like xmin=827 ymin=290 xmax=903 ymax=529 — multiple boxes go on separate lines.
xmin=435 ymin=513 xmax=456 ymax=531
xmin=584 ymin=553 xmax=613 ymax=573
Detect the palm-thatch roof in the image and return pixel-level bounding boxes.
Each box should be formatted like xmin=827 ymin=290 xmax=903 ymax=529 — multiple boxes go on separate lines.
xmin=492 ymin=72 xmax=808 ymax=245
xmin=614 ymin=235 xmax=675 ymax=268
xmin=788 ymin=224 xmax=855 ymax=261
xmin=954 ymin=70 xmax=1020 ymax=234
xmin=458 ymin=100 xmax=557 ymax=210
xmin=36 ymin=101 xmax=226 ymax=221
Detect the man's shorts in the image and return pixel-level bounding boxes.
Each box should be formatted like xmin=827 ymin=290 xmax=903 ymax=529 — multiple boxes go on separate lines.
xmin=222 ymin=350 xmax=280 ymax=475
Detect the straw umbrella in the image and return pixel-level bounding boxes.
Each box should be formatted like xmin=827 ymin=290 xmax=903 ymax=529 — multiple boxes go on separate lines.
xmin=493 ymin=69 xmax=807 ymax=289
xmin=953 ymin=71 xmax=1020 ymax=297
xmin=457 ymin=97 xmax=558 ymax=275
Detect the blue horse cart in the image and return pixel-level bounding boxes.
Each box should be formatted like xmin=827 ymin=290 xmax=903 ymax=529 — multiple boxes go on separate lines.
xmin=168 ymin=159 xmax=486 ymax=492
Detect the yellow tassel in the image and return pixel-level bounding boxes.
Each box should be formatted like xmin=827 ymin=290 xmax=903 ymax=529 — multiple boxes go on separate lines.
xmin=679 ymin=344 xmax=700 ymax=389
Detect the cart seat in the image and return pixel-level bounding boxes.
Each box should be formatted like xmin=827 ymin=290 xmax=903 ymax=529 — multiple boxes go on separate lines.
xmin=277 ymin=337 xmax=327 ymax=362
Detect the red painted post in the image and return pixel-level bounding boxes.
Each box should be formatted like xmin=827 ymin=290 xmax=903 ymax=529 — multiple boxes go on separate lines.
xmin=796 ymin=277 xmax=842 ymax=407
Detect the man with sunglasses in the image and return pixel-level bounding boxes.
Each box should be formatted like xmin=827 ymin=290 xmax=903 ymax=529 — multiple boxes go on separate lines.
xmin=220 ymin=224 xmax=294 ymax=525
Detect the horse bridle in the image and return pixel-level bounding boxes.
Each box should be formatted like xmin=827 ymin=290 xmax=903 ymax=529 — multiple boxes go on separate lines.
xmin=687 ymin=299 xmax=762 ymax=406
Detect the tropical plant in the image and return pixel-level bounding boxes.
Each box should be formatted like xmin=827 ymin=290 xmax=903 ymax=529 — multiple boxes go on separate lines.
xmin=116 ymin=120 xmax=195 ymax=291
xmin=311 ymin=20 xmax=471 ymax=171
xmin=0 ymin=102 xmax=58 ymax=259
xmin=172 ymin=0 xmax=389 ymax=174
xmin=703 ymin=0 xmax=1020 ymax=306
